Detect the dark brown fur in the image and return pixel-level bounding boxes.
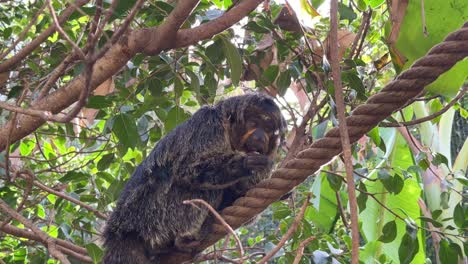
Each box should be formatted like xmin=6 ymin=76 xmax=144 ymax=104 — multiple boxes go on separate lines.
xmin=103 ymin=93 xmax=286 ymax=263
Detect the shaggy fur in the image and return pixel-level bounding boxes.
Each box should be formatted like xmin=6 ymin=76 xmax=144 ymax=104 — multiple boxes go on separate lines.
xmin=103 ymin=93 xmax=286 ymax=263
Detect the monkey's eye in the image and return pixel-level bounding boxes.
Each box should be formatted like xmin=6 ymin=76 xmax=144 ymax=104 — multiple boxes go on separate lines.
xmin=260 ymin=114 xmax=271 ymax=122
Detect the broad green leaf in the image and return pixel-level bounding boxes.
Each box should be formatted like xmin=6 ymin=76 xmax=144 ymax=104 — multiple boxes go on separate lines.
xmin=86 ymin=243 xmax=104 ymax=264
xmin=389 ymin=0 xmax=468 ymax=96
xmin=220 ymin=36 xmax=242 ymax=86
xmin=305 ymin=173 xmax=338 ymax=232
xmin=453 ymin=203 xmax=464 ymax=228
xmin=398 ymin=233 xmax=419 ymax=264
xmin=439 ymin=239 xmax=459 ymax=264
xmin=244 ymin=21 xmax=270 ymax=33
xmin=360 ymin=129 xmax=425 ymax=263
xmin=112 ymin=113 xmax=141 ymax=149
xmin=185 ymin=69 xmax=200 ymax=96
xmin=367 ymin=127 xmax=381 ymax=147
xmin=97 ymin=153 xmax=115 ymax=171
xmin=432 ymin=153 xmax=449 ymax=167
xmin=276 ymin=70 xmax=292 ymax=96
xmin=378 ymin=220 xmax=397 ymax=243
xmin=164 ymin=106 xmax=191 ymax=132
xmin=263 ymin=65 xmax=279 ymax=85
xmin=338 ymin=3 xmax=357 ymax=22
xmin=364 ymin=0 xmax=385 ymax=8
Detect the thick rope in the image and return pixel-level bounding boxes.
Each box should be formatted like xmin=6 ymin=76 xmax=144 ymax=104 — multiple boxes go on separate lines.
xmin=161 ymin=22 xmax=468 ymax=262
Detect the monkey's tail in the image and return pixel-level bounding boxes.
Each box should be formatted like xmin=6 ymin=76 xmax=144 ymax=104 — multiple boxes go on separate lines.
xmin=102 ymin=232 xmax=153 ymax=264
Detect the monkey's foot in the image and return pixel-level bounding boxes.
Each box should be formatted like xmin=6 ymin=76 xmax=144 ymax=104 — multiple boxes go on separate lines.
xmin=174 ymin=235 xmax=202 ymax=253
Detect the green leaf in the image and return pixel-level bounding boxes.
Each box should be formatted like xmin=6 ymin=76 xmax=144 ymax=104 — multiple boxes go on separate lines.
xmin=19 ymin=139 xmax=35 ymax=156
xmin=378 ymin=220 xmax=397 ymax=243
xmin=174 ymin=76 xmax=184 ymax=100
xmin=440 ymin=192 xmax=450 ymax=209
xmin=342 ymin=70 xmax=366 ymax=100
xmin=367 ymin=127 xmax=381 ymax=147
xmin=432 ymin=209 xmax=443 ymax=220
xmin=244 ymin=21 xmax=270 ymax=33
xmin=220 ymin=36 xmax=242 ymax=86
xmin=97 ymin=153 xmax=115 ymax=171
xmin=453 ymin=203 xmax=464 ymax=228
xmin=432 ymin=153 xmax=449 ymax=167
xmin=86 ymin=95 xmax=114 ymax=109
xmin=112 ymin=113 xmax=141 ymax=149
xmin=419 ymin=216 xmax=443 ymax=228
xmin=392 ymin=174 xmax=404 ymax=195
xmin=338 ymin=3 xmax=357 ymax=22
xmin=263 ymin=65 xmax=279 ymax=85
xmin=206 ymin=39 xmax=224 ymax=64
xmin=398 ymin=233 xmax=419 ymax=264
xmin=364 ymin=0 xmax=385 ymax=8
xmin=185 ymin=69 xmax=200 ymax=96
xmin=85 ymin=243 xmax=103 ymax=264
xmin=439 ymin=239 xmax=459 ymax=264
xmin=357 ymin=182 xmax=368 ymax=212
xmin=326 ymin=172 xmax=342 ymax=192
xmin=113 ymin=0 xmax=137 ymax=18
xmin=59 ymin=171 xmax=90 ymax=183
xmin=276 ymin=70 xmax=291 ymax=96
xmin=164 ymin=106 xmax=191 ymax=132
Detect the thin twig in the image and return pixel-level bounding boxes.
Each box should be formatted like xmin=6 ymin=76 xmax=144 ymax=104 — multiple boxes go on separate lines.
xmin=0 ymin=2 xmax=47 ymax=60
xmin=292 ymin=236 xmax=316 ymax=264
xmin=257 ymin=194 xmax=310 ymax=264
xmin=46 ymin=0 xmax=86 ymax=59
xmin=16 ymin=170 xmax=108 ymax=219
xmin=0 ymin=199 xmax=71 ymax=264
xmin=381 ymin=87 xmax=467 ymax=127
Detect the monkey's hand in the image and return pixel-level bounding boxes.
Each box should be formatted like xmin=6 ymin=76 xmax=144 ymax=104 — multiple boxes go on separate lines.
xmin=243 ymin=153 xmax=273 ymax=173
xmin=180 ymin=153 xmax=271 ymax=191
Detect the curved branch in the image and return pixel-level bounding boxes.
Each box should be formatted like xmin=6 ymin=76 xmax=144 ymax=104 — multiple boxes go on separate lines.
xmin=0 ymin=223 xmax=91 ymax=263
xmin=0 ymin=200 xmax=71 ymax=263
xmin=171 ymin=0 xmax=263 ymax=49
xmin=380 ymin=86 xmax=467 ymax=127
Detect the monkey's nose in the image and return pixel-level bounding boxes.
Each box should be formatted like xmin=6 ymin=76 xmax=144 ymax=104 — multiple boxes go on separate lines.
xmin=245 ymin=131 xmax=268 ymax=154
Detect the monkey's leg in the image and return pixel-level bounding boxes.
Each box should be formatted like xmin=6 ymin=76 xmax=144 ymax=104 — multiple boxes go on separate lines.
xmin=174 ymin=215 xmax=215 ymax=253
xmin=102 ymin=233 xmax=152 ymax=264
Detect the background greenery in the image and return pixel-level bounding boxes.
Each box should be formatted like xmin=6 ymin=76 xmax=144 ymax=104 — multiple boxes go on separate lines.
xmin=0 ymin=0 xmax=466 ymax=263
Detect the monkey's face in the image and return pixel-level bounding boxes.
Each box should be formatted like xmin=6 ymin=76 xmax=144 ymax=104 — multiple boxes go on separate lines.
xmin=229 ymin=100 xmax=286 ymax=157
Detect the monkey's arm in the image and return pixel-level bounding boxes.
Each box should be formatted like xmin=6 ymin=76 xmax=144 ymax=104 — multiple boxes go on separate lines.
xmin=179 ymin=153 xmax=270 ymax=190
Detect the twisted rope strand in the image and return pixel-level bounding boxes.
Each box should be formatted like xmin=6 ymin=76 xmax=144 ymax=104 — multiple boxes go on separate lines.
xmin=161 ymin=22 xmax=468 ymax=263
xmin=219 ymin=21 xmax=468 ymax=237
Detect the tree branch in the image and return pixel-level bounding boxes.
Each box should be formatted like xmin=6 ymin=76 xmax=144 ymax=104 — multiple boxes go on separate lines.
xmin=171 ymin=0 xmax=263 ymax=49
xmin=0 ymin=0 xmax=263 ymax=152
xmin=329 ymin=0 xmax=360 ymax=263
xmin=0 ymin=223 xmax=91 ymax=263
xmin=0 ymin=199 xmax=71 ymax=263
xmin=257 ymin=194 xmax=310 ymax=264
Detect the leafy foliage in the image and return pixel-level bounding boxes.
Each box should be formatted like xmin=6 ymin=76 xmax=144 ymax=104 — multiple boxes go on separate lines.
xmin=0 ymin=0 xmax=466 ymax=263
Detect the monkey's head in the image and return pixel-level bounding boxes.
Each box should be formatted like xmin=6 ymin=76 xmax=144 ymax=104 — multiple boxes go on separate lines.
xmin=217 ymin=94 xmax=287 ymax=157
